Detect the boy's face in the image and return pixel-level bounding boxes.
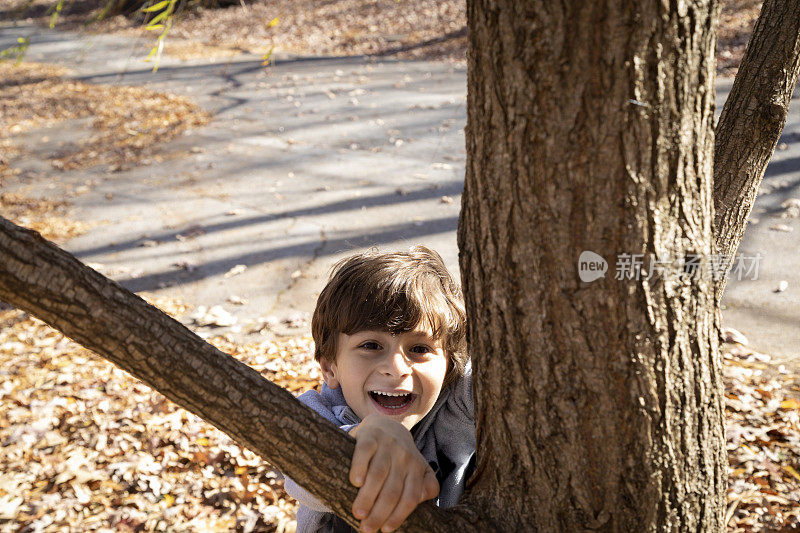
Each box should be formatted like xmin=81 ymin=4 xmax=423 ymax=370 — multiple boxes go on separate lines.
xmin=319 ymin=326 xmax=448 ymax=430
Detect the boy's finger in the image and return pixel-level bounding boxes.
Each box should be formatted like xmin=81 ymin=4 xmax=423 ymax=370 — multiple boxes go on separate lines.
xmin=421 ymin=468 xmax=439 ymax=502
xmin=380 ymin=467 xmax=426 ymax=532
xmin=351 ymin=451 xmax=390 ymax=520
xmin=359 ymin=463 xmax=405 ymax=533
xmin=350 ymin=436 xmax=379 ymax=487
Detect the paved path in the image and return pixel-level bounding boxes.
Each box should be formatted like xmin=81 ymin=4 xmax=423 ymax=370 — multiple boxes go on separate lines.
xmin=1 ymin=24 xmax=798 ymax=362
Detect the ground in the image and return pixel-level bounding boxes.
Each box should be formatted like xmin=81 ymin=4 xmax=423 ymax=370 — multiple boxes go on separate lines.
xmin=0 ymin=1 xmax=798 ymax=531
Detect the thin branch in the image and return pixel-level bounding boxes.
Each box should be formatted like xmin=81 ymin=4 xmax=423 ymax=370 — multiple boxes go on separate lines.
xmin=713 ymin=0 xmax=800 ymax=300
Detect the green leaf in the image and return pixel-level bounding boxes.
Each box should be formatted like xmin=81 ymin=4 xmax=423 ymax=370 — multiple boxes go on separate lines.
xmin=146 ymin=23 xmax=165 ymax=31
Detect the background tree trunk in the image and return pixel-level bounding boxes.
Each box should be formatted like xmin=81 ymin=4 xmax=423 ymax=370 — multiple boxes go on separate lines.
xmin=457 ymin=0 xmax=726 ymax=530
xmin=712 ymin=0 xmax=800 ymax=300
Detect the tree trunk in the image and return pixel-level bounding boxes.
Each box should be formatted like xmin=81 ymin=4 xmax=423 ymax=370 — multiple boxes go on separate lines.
xmin=712 ymin=0 xmax=800 ymax=300
xmin=0 ymin=218 xmax=470 ymax=533
xmin=457 ymin=0 xmax=725 ymax=530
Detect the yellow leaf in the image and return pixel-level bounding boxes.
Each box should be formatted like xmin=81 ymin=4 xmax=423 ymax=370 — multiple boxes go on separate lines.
xmin=49 ymin=0 xmax=63 ymax=28
xmin=197 ymin=437 xmax=210 ymax=446
xmin=784 ymin=465 xmax=800 ymax=483
xmin=147 ymin=10 xmax=170 ymax=26
xmin=267 ymin=17 xmax=279 ymax=28
xmin=143 ymin=0 xmax=171 ymax=12
xmin=235 ymin=466 xmax=247 ymax=475
xmin=780 ymin=398 xmax=800 ymax=410
xmin=262 ymin=46 xmax=275 ymax=66
xmin=163 ymin=493 xmax=175 ymax=506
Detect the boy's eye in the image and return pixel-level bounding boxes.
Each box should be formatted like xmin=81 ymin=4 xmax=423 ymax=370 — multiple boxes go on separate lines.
xmin=410 ymin=345 xmax=433 ymax=355
xmin=358 ymin=341 xmax=382 ymax=350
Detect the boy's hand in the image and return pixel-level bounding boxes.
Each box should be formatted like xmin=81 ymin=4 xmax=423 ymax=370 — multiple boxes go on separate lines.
xmin=348 ymin=415 xmax=439 ymax=532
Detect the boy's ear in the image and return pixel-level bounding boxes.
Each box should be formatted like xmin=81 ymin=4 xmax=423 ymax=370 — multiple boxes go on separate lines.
xmin=319 ymin=357 xmax=340 ymax=389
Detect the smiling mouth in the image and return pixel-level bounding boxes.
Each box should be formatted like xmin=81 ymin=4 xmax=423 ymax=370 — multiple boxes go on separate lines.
xmin=369 ymin=391 xmax=416 ymax=411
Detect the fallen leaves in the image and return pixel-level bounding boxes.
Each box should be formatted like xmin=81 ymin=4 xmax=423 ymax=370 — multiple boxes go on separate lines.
xmin=192 ymin=305 xmax=238 ymax=328
xmin=0 ymin=299 xmax=320 ymax=532
xmin=176 ymin=225 xmax=207 ymax=241
xmin=0 ymin=192 xmax=90 ymax=242
xmin=781 ymin=198 xmax=800 ymax=219
xmin=128 ymin=0 xmax=467 ymax=63
xmin=723 ymin=326 xmax=749 ymax=346
xmin=11 ymin=0 xmax=754 ymax=72
xmin=1 ymin=61 xmax=209 ymax=175
xmin=1 ymin=295 xmax=797 ymax=531
xmin=224 ymin=264 xmax=248 ymax=278
xmin=723 ymin=345 xmax=800 ymax=531
xmin=717 ymin=0 xmax=764 ymax=75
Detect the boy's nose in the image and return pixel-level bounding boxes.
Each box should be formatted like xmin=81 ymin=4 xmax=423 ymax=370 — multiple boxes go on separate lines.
xmin=382 ymin=350 xmax=412 ymax=376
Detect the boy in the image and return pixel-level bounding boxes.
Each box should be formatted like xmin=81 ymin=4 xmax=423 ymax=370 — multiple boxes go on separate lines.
xmin=284 ymin=246 xmax=475 ymax=533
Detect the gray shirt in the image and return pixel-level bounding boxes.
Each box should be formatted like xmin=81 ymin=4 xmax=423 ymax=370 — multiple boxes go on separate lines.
xmin=284 ymin=361 xmax=475 ymax=532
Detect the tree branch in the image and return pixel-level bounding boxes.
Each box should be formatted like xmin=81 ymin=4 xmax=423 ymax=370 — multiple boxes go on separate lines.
xmin=713 ymin=0 xmax=800 ymax=300
xmin=0 ymin=216 xmax=471 ymax=532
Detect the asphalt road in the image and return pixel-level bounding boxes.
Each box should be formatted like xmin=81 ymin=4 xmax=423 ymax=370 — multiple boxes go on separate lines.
xmin=1 ymin=24 xmax=797 ymax=363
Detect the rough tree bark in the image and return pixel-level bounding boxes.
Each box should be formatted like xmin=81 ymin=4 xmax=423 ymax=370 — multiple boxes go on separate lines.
xmin=457 ymin=0 xmax=725 ymax=530
xmin=1 ymin=0 xmax=799 ymax=531
xmin=712 ymin=0 xmax=800 ymax=300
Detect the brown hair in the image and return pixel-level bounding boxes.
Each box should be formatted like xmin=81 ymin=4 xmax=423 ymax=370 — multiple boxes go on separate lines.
xmin=312 ymin=246 xmax=468 ymax=387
